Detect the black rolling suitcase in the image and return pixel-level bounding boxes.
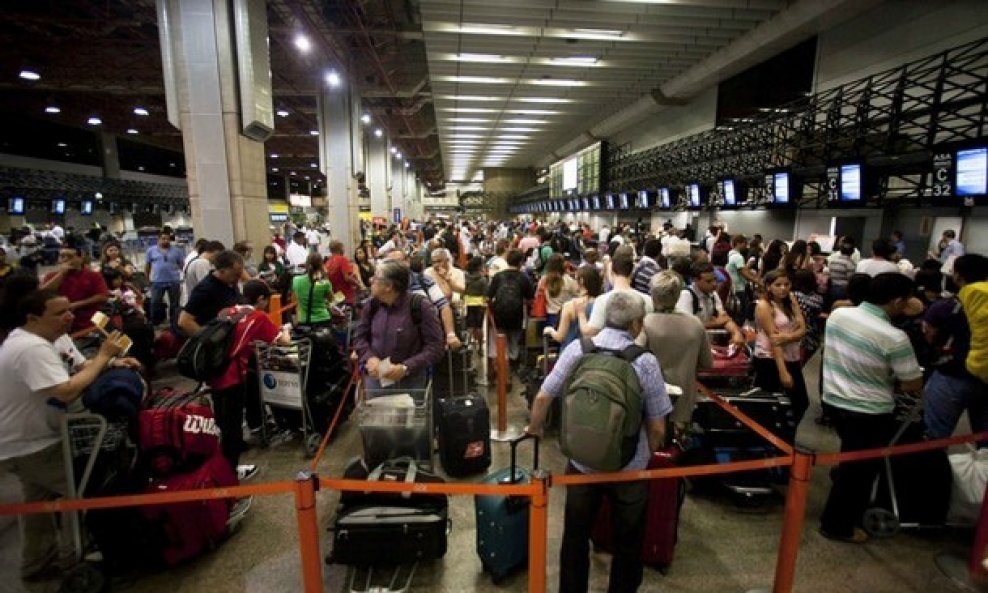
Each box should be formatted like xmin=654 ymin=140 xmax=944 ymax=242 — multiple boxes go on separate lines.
xmin=330 ymin=457 xmax=450 ymax=566
xmin=437 ymin=393 xmax=491 ymax=476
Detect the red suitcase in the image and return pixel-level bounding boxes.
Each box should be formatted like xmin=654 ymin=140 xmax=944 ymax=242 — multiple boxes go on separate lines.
xmin=697 ymin=344 xmax=752 ymax=387
xmin=590 ymin=447 xmax=685 ymax=573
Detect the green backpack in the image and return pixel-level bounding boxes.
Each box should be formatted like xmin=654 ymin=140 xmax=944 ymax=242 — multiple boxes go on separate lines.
xmin=560 ymin=338 xmax=647 ymax=471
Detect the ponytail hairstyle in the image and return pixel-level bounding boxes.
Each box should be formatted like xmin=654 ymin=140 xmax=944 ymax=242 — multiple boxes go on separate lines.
xmin=543 ymin=253 xmax=566 ymax=298
xmin=306 ymin=253 xmax=324 ymax=283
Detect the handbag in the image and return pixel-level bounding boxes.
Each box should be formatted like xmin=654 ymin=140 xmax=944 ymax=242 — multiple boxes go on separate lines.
xmin=531 ymin=283 xmax=548 ymax=318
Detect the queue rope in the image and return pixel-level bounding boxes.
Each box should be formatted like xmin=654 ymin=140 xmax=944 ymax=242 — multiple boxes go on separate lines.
xmin=696 ymin=382 xmax=795 ymax=455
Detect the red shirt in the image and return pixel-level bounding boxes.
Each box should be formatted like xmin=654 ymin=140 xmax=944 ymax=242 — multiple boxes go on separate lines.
xmin=324 ymin=255 xmax=356 ymax=304
xmin=44 ymin=269 xmax=109 ymax=332
xmin=210 ymin=306 xmax=280 ymax=391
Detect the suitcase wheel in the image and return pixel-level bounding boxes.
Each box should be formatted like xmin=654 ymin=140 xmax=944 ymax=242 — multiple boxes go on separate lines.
xmin=305 ymin=433 xmax=321 ymax=458
xmin=59 ymin=562 xmax=106 ymax=593
xmin=862 ymin=507 xmax=899 ymax=538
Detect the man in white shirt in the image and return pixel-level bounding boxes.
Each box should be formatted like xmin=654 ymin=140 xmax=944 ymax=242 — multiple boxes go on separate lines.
xmin=856 ymin=239 xmax=900 ymax=277
xmin=285 ymin=231 xmax=310 ymax=274
xmin=49 ymin=224 xmax=65 ymax=243
xmin=305 ymin=227 xmax=321 ymax=253
xmin=586 ymin=247 xmax=653 ymax=335
xmin=487 ymin=239 xmax=510 ymax=276
xmin=598 ymin=225 xmax=611 ymax=246
xmin=0 ymin=289 xmax=135 ymax=582
xmin=181 ymin=240 xmax=224 ymax=306
xmin=676 ymin=263 xmax=745 ymax=346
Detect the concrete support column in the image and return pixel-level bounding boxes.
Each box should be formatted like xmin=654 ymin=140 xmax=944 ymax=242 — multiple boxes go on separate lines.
xmin=317 ymin=85 xmax=362 ymax=252
xmin=99 ymin=132 xmax=120 ymax=179
xmin=391 ymin=158 xmax=407 ymax=220
xmin=367 ymin=133 xmax=389 ymax=219
xmin=157 ymin=0 xmax=271 ymax=247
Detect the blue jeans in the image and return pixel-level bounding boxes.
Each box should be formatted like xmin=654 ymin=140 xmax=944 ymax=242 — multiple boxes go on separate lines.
xmin=924 ymin=371 xmax=988 ymax=439
xmin=150 ymin=281 xmax=181 ymax=328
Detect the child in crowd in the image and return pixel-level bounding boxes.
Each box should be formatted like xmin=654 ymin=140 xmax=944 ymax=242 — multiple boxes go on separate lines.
xmin=103 ymin=267 xmax=144 ymax=315
xmin=463 ymin=256 xmax=488 ymax=346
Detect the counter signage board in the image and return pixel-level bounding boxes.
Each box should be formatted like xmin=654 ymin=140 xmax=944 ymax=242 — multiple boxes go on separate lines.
xmin=932 ymin=152 xmax=952 ymax=198
xmin=825 ymin=166 xmax=840 ymax=202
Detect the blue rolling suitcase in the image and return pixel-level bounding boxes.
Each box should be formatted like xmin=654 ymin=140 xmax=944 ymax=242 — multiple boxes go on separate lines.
xmin=474 ymin=434 xmax=539 ymax=583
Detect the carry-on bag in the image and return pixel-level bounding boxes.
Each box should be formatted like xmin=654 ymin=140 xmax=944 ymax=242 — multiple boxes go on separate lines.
xmin=437 ymin=393 xmax=491 ymax=476
xmin=590 ymin=445 xmax=685 ymax=572
xmin=697 ymin=343 xmax=752 ymax=387
xmin=142 ymin=450 xmax=238 ymax=566
xmin=475 ymin=433 xmax=539 ymax=583
xmin=138 ymin=387 xmax=220 ymax=475
xmin=331 ymin=457 xmax=449 ymax=566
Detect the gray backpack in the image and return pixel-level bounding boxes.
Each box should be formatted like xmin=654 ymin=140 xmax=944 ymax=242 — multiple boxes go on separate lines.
xmin=559 ymin=338 xmax=646 ymax=471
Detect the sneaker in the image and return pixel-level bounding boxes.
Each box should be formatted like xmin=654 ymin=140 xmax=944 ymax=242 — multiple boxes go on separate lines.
xmin=819 ymin=527 xmax=868 ymax=544
xmin=236 ymin=464 xmax=260 ymax=482
xmin=228 ymin=496 xmax=253 ymax=532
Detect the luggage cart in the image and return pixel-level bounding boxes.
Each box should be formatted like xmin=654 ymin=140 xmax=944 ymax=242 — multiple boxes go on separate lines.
xmin=862 ymin=394 xmax=953 ymax=537
xmin=254 ymin=338 xmax=321 ymax=456
xmin=331 ymin=303 xmax=356 ymax=356
xmin=58 ymin=413 xmax=135 ymax=592
xmin=356 ymin=380 xmax=434 ymax=470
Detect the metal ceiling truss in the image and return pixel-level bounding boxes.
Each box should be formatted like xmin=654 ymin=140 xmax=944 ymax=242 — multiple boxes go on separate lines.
xmin=598 ymin=36 xmax=988 ymax=210
xmin=0 ymin=166 xmax=187 ymax=203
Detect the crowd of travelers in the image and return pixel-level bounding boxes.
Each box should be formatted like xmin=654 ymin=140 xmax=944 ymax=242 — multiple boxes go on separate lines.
xmin=0 ymin=213 xmax=985 ymax=591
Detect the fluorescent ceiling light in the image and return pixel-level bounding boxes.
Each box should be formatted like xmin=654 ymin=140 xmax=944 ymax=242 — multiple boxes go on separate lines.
xmin=529 ymin=79 xmax=586 ymax=87
xmin=87 ymin=117 xmax=102 ymax=126
xmin=45 ymin=106 xmax=60 ymax=114
xmin=277 ymin=109 xmax=290 ymax=117
xmin=325 ymin=70 xmax=342 ymax=87
xmin=507 ymin=109 xmax=560 ymax=115
xmin=270 ymin=153 xmax=279 ymax=158
xmin=515 ymin=97 xmax=573 ymax=104
xmin=126 ymin=128 xmax=139 ymax=135
xmin=572 ymin=28 xmax=623 ymax=38
xmin=405 ymin=162 xmax=410 ymax=168
xmin=550 ymin=56 xmax=599 ymax=66
xmin=309 ymin=130 xmax=319 ymax=136
xmin=496 ymin=135 xmax=531 ymax=140
xmin=294 ymin=34 xmax=311 ymax=53
xmin=57 ymin=142 xmax=67 ymax=147
xmin=395 ymin=152 xmax=402 ymax=159
xmin=443 ymin=95 xmax=500 ymax=102
xmin=442 ymin=107 xmax=497 ymax=113
xmin=498 ymin=127 xmax=539 ymax=132
xmin=440 ymin=76 xmax=510 ymax=84
xmin=310 ymin=163 xmax=318 ymax=168
xmin=19 ymin=70 xmax=40 ymax=81
xmin=458 ymin=23 xmax=521 ymax=36
xmin=454 ymin=53 xmax=507 ymax=63
xmin=271 ymin=167 xmax=279 ymax=172
xmin=361 ymin=113 xmax=371 ymax=124
xmin=448 ymin=118 xmax=492 ymax=123
xmin=450 ymin=126 xmax=490 ymax=131
xmin=449 ymin=134 xmax=484 ymax=139
xmin=133 ymin=107 xmax=149 ymax=116
xmin=374 ymin=128 xmax=383 ymax=138
xmin=503 ymin=119 xmax=546 ymax=124
xmin=390 ymin=146 xmax=397 ymax=154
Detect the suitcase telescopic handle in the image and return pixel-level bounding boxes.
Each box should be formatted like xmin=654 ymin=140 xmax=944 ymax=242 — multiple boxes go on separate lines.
xmin=509 ymin=433 xmax=539 ymax=481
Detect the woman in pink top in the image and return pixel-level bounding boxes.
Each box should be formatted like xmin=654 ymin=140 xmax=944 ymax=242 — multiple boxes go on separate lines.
xmin=753 ymin=270 xmax=809 ymax=430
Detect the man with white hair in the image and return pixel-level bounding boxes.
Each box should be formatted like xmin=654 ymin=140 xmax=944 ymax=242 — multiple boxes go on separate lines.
xmin=425 ymin=248 xmax=465 ymax=306
xmin=527 ymin=291 xmax=671 ymax=593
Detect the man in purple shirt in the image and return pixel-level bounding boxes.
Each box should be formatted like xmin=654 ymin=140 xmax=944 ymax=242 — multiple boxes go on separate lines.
xmin=354 ymin=260 xmax=445 ymax=390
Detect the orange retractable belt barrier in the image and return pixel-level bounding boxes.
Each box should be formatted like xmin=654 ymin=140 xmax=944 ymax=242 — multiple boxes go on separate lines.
xmin=307 ymin=364 xmax=361 ymax=472
xmin=697 ymin=382 xmax=795 ymax=455
xmin=816 ymin=430 xmax=988 ymax=466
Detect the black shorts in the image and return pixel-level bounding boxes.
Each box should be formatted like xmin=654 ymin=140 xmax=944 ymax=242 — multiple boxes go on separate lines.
xmin=466 ymin=306 xmax=486 ymax=329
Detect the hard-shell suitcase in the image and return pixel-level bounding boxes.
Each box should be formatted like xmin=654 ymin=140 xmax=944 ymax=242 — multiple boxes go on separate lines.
xmin=437 ymin=393 xmax=491 ymax=476
xmin=331 ymin=457 xmax=449 ymax=566
xmin=691 ymin=387 xmax=795 ymax=447
xmin=590 ymin=446 xmax=685 ymax=572
xmin=475 ymin=434 xmax=539 ymax=583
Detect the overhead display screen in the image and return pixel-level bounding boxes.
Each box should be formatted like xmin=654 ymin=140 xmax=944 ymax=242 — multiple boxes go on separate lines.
xmin=605 ymin=194 xmax=615 ymax=210
xmin=688 ymin=183 xmax=700 ymax=207
xmin=840 ymin=164 xmax=861 ymax=201
xmin=956 ymin=147 xmax=987 ymax=197
xmin=8 ymin=197 xmax=24 ymax=214
xmin=81 ymin=200 xmax=94 ymax=215
xmin=659 ymin=188 xmax=670 ymax=209
xmin=592 ymin=196 xmax=601 ymax=210
xmin=774 ymin=172 xmax=790 ymax=204
xmin=636 ymin=190 xmax=650 ymax=209
xmin=52 ymin=199 xmax=66 ymax=214
xmin=722 ymin=180 xmax=736 ymax=206
xmin=619 ymin=193 xmax=630 ymax=209
xmin=562 ymin=158 xmax=578 ymax=191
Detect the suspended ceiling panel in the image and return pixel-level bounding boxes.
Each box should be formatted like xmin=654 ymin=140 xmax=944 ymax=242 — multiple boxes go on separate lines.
xmin=418 ymin=0 xmax=786 ymax=181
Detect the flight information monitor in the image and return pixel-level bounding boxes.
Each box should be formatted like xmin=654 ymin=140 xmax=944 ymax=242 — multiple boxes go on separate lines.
xmin=956 ymin=147 xmax=987 ymax=197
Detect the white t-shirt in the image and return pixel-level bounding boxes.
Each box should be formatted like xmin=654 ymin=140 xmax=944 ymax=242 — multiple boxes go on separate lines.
xmin=182 ymin=257 xmax=213 ymax=306
xmin=305 ymin=229 xmax=320 ymax=247
xmin=675 ymin=287 xmax=725 ymax=324
xmin=587 ymin=288 xmax=654 ymax=331
xmin=286 ymin=242 xmax=309 ymax=273
xmin=0 ymin=330 xmax=83 ymax=461
xmin=487 ymin=256 xmax=508 ymax=275
xmin=855 ymin=258 xmax=900 ymax=277
xmin=181 ymin=250 xmax=199 ymax=280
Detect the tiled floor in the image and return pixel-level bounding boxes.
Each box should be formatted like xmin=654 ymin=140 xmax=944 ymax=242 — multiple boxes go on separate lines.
xmin=1 ymin=350 xmax=983 ymax=593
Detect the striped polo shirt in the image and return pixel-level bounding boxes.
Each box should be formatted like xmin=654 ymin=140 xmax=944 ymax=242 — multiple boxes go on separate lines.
xmin=821 ymin=302 xmax=922 ymax=414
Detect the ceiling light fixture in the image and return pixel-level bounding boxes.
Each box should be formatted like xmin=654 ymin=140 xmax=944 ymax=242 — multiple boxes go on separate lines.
xmin=457 ymin=23 xmax=519 ymax=35
xmin=19 ymin=70 xmax=40 ymax=81
xmin=126 ymin=128 xmax=139 ymax=135
xmin=443 ymin=95 xmax=499 ymax=102
xmin=507 ymin=109 xmax=560 ymax=115
xmin=448 ymin=118 xmax=492 ymax=123
xmin=572 ymin=28 xmax=623 ymax=38
xmin=87 ymin=117 xmax=102 ymax=126
xmin=390 ymin=146 xmax=397 ymax=154
xmin=395 ymin=152 xmax=402 ymax=159
xmin=498 ymin=127 xmax=539 ymax=132
xmin=309 ymin=130 xmax=319 ymax=136
xmin=442 ymin=76 xmax=510 ymax=84
xmin=294 ymin=34 xmax=311 ymax=53
xmin=454 ymin=53 xmax=506 ymax=62
xmin=133 ymin=107 xmax=149 ymax=116
xmin=550 ymin=56 xmax=599 ymax=66
xmin=45 ymin=106 xmax=60 ymax=114
xmin=271 ymin=167 xmax=279 ymax=172
xmin=360 ymin=113 xmax=371 ymax=124
xmin=503 ymin=119 xmax=545 ymax=124
xmin=310 ymin=163 xmax=317 ymax=168
xmin=450 ymin=126 xmax=490 ymax=131
xmin=516 ymin=97 xmax=573 ymax=104
xmin=57 ymin=142 xmax=67 ymax=147
xmin=325 ymin=70 xmax=342 ymax=87
xmin=270 ymin=153 xmax=279 ymax=158
xmin=442 ymin=107 xmax=497 ymax=113
xmin=374 ymin=128 xmax=383 ymax=138
xmin=276 ymin=109 xmax=290 ymax=117
xmin=530 ymin=79 xmax=585 ymax=87
xmin=496 ymin=135 xmax=531 ymax=140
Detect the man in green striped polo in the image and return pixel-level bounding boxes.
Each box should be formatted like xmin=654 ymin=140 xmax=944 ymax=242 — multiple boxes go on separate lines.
xmin=819 ymin=273 xmax=924 ymax=544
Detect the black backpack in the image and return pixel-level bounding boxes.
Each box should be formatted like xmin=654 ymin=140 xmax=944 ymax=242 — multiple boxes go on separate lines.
xmin=176 ymin=308 xmax=249 ymax=382
xmin=491 ymin=272 xmax=526 ymax=330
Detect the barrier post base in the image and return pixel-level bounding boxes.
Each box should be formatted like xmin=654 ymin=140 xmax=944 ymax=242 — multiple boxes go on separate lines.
xmin=491 ymin=427 xmax=525 ymax=442
xmin=935 ymin=553 xmax=988 ymax=592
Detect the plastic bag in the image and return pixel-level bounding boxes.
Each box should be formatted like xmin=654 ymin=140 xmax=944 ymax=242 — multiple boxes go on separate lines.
xmin=947 ymin=446 xmax=988 ymax=525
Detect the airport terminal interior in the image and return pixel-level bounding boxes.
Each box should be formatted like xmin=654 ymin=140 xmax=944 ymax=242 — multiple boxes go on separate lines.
xmin=2 ymin=0 xmax=988 ymax=592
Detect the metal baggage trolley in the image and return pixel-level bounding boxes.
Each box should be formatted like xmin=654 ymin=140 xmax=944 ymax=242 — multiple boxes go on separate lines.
xmin=356 ymin=379 xmax=434 ymax=470
xmin=254 ymin=337 xmax=321 ymax=456
xmin=57 ymin=413 xmax=136 ymax=591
